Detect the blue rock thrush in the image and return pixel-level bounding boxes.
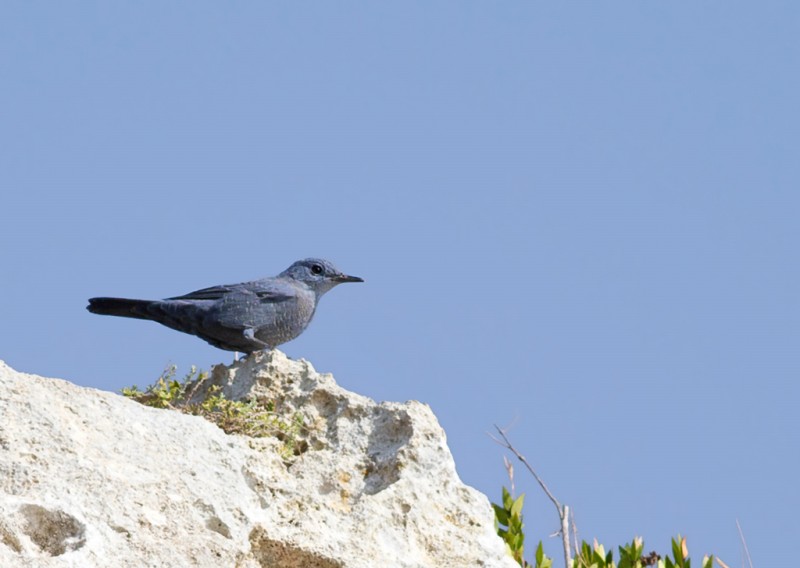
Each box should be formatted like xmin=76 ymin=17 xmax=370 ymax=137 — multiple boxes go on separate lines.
xmin=87 ymin=258 xmax=363 ymax=353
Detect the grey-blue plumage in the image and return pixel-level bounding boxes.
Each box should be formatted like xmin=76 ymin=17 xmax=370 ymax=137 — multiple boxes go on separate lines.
xmin=87 ymin=258 xmax=363 ymax=353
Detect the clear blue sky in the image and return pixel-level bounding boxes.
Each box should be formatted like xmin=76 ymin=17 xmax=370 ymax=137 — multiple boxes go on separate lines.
xmin=2 ymin=2 xmax=797 ymax=565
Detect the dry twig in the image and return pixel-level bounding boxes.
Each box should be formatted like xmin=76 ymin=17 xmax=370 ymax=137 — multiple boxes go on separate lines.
xmin=490 ymin=424 xmax=574 ymax=568
xmin=736 ymin=519 xmax=753 ymax=568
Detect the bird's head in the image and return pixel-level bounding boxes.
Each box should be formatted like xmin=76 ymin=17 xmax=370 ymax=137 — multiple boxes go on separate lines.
xmin=281 ymin=258 xmax=364 ymax=296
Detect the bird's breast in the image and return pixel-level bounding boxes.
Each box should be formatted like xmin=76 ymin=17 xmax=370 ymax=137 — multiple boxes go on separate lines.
xmin=255 ymin=292 xmax=316 ymax=346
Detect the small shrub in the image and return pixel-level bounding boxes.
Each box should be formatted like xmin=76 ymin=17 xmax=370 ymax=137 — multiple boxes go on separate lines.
xmin=122 ymin=365 xmax=307 ymax=459
xmin=492 ymin=486 xmax=715 ymax=568
xmin=571 ymin=536 xmax=713 ymax=568
xmin=493 ymin=486 xmax=535 ymax=567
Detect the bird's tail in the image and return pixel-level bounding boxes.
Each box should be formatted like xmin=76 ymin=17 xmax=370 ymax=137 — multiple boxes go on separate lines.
xmin=86 ymin=297 xmax=155 ymax=320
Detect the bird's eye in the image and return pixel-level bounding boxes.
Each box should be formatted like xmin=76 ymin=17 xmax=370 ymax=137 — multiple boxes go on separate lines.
xmin=311 ymin=264 xmax=324 ymax=275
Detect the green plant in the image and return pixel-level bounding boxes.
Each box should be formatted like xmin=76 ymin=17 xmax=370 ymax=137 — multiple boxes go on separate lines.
xmin=570 ymin=536 xmax=713 ymax=568
xmin=492 ymin=429 xmax=722 ymax=568
xmin=489 ymin=531 xmax=716 ymax=568
xmin=535 ymin=542 xmax=554 ymax=568
xmin=122 ymin=365 xmax=307 ymax=459
xmin=494 ymin=486 xmax=544 ymax=567
xmin=121 ymin=364 xmax=200 ymax=408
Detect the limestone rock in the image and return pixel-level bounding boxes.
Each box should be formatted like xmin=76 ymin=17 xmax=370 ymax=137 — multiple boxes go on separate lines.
xmin=0 ymin=352 xmax=516 ymax=568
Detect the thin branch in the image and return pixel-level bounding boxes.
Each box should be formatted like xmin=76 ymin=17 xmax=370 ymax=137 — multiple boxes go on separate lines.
xmin=503 ymin=455 xmax=515 ymax=496
xmin=571 ymin=507 xmax=579 ymax=560
xmin=562 ymin=505 xmax=572 ymax=568
xmin=491 ymin=425 xmax=562 ymax=514
xmin=490 ymin=424 xmax=573 ymax=568
xmin=735 ymin=519 xmax=753 ymax=568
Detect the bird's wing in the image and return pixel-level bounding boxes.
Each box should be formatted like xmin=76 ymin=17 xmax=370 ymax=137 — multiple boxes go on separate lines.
xmin=167 ymin=281 xmax=295 ymax=303
xmin=167 ymin=285 xmax=234 ymax=301
xmin=213 ymin=283 xmax=298 ymax=329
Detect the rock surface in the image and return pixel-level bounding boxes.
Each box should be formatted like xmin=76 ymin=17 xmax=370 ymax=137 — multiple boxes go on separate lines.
xmin=0 ymin=352 xmax=516 ymax=568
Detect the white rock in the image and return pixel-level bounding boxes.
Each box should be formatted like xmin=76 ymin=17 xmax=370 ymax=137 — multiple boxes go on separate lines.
xmin=0 ymin=352 xmax=517 ymax=568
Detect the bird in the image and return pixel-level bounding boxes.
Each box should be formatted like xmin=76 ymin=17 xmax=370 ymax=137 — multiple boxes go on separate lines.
xmin=87 ymin=258 xmax=363 ymax=353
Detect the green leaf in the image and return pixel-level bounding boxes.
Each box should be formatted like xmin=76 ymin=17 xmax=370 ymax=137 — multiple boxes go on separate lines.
xmin=511 ymin=493 xmax=526 ymax=517
xmin=594 ymin=542 xmax=606 ymax=558
xmin=671 ymin=538 xmax=682 ymax=563
xmin=493 ymin=504 xmax=510 ymax=526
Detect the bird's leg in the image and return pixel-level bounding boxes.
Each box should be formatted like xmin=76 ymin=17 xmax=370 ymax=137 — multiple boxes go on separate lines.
xmin=243 ymin=328 xmax=272 ymax=351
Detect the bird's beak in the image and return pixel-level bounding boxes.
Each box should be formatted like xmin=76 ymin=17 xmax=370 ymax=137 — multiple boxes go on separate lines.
xmin=336 ymin=274 xmax=364 ymax=283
